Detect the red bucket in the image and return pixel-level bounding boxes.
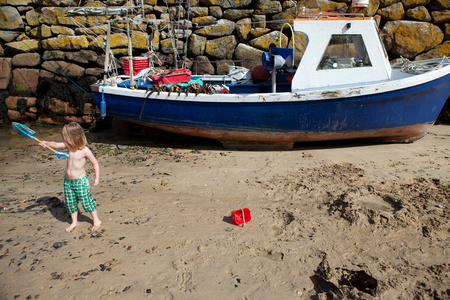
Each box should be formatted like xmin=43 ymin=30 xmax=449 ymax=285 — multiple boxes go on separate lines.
xmin=231 ymin=208 xmax=251 ymax=226
xmin=122 ymin=57 xmax=149 ymax=76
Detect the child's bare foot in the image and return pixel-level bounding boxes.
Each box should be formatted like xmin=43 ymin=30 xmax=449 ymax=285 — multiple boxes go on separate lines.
xmin=91 ymin=220 xmax=101 ymax=231
xmin=65 ymin=222 xmax=78 ymax=233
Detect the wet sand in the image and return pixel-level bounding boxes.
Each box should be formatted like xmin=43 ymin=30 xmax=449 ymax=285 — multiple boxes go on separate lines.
xmin=0 ymin=124 xmax=449 ymax=299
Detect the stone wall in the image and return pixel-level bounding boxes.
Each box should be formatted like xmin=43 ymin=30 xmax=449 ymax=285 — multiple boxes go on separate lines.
xmin=0 ymin=0 xmax=449 ymax=125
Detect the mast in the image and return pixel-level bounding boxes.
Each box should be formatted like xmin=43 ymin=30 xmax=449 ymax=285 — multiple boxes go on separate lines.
xmin=183 ymin=0 xmax=190 ymax=69
xmin=103 ymin=21 xmax=111 ymax=83
xmin=127 ymin=19 xmax=134 ymax=85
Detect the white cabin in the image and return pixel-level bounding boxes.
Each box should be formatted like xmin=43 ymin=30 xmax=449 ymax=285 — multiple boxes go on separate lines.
xmin=291 ymin=14 xmax=392 ymax=92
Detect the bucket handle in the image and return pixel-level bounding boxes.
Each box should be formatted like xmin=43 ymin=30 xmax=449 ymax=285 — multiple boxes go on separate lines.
xmin=241 ymin=208 xmax=246 ymax=226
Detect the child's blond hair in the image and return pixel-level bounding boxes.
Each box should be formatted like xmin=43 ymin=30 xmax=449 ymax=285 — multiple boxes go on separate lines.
xmin=62 ymin=122 xmax=87 ymax=150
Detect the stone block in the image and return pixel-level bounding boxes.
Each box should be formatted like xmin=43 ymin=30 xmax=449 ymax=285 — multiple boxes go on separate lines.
xmin=169 ymin=6 xmax=186 ymax=20
xmin=5 ymin=39 xmax=40 ymax=54
xmin=0 ymin=6 xmax=24 ymax=30
xmin=194 ymin=19 xmax=235 ymax=38
xmin=43 ymin=50 xmax=65 ymax=60
xmin=83 ymin=102 xmax=94 ymax=115
xmin=75 ymin=25 xmax=108 ymax=35
xmin=406 ymin=6 xmax=432 ymax=21
xmin=37 ymin=113 xmax=82 ymax=125
xmin=5 ymin=96 xmax=37 ymax=109
xmin=109 ymin=33 xmax=128 ymax=49
xmin=40 ymin=24 xmax=53 ymax=39
xmin=12 ymin=53 xmax=41 ymax=67
xmin=0 ymin=58 xmax=12 ymax=90
xmin=13 ymin=68 xmax=40 ymax=93
xmin=249 ymin=31 xmax=288 ymax=51
xmin=47 ymin=98 xmax=78 ymax=115
xmin=216 ymin=60 xmax=233 ymax=75
xmin=25 ymin=10 xmax=40 ymax=27
xmin=39 ymin=69 xmax=55 ymax=79
xmin=0 ymin=31 xmax=16 ymax=43
xmin=401 ymin=0 xmax=430 ymax=9
xmin=65 ymin=49 xmax=98 ymax=64
xmin=85 ymin=68 xmax=103 ymax=77
xmin=6 ymin=0 xmax=34 ymax=6
xmin=190 ymin=7 xmax=209 ymax=18
xmin=209 ymin=6 xmax=222 ymax=18
xmin=41 ymin=36 xmax=89 ymax=50
xmin=58 ymin=16 xmax=86 ymax=26
xmin=39 ymin=7 xmax=67 ymax=25
xmin=50 ymin=25 xmax=75 ymax=36
xmin=192 ymin=55 xmax=214 ymax=75
xmin=415 ymin=40 xmax=450 ymax=60
xmin=254 ymin=0 xmax=283 ymax=15
xmin=252 ymin=15 xmax=266 ymax=28
xmin=378 ymin=2 xmax=406 ymax=20
xmin=200 ymin=0 xmax=251 ymax=9
xmin=233 ymin=43 xmax=264 ymax=71
xmin=188 ymin=34 xmax=207 ymax=56
xmin=380 ymin=0 xmax=402 ymax=8
xmin=432 ymin=10 xmax=450 ymax=24
xmin=205 ymin=35 xmax=237 ymax=59
xmin=41 ymin=60 xmax=85 ymax=78
xmin=236 ymin=18 xmax=251 ymax=42
xmin=250 ymin=28 xmax=271 ymax=39
xmin=430 ymin=0 xmax=450 ymax=10
xmin=223 ymin=9 xmax=254 ymax=21
xmin=131 ymin=31 xmax=150 ymax=50
xmin=192 ymin=16 xmax=217 ymax=26
xmin=269 ymin=7 xmax=297 ymax=31
xmin=86 ymin=15 xmax=108 ymax=27
xmin=7 ymin=110 xmax=37 ymax=122
xmin=40 ymin=0 xmax=75 ymax=6
xmin=381 ymin=20 xmax=444 ymax=58
xmin=160 ymin=38 xmax=184 ymax=54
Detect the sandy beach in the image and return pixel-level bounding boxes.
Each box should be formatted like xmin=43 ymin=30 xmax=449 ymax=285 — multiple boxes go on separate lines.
xmin=0 ymin=123 xmax=449 ymax=299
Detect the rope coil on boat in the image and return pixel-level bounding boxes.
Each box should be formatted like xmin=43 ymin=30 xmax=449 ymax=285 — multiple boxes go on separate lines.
xmin=391 ymin=56 xmax=450 ymax=74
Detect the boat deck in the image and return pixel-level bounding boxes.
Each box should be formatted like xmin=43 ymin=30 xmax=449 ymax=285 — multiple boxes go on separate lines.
xmin=112 ymin=58 xmax=450 ymax=98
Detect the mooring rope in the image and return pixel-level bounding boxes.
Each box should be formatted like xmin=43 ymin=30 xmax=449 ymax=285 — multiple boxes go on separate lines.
xmin=391 ymin=56 xmax=450 ymax=74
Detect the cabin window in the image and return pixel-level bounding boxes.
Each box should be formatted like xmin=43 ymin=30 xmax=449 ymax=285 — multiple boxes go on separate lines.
xmin=317 ymin=35 xmax=371 ymax=70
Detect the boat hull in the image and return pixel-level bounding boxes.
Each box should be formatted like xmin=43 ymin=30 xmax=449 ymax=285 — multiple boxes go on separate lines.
xmin=92 ymin=72 xmax=450 ymax=148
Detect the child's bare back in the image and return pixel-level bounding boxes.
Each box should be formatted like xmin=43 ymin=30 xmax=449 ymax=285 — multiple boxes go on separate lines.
xmin=65 ymin=143 xmax=99 ymax=184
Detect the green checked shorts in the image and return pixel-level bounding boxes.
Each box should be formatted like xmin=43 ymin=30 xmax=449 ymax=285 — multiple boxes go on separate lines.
xmin=64 ymin=175 xmax=97 ymax=214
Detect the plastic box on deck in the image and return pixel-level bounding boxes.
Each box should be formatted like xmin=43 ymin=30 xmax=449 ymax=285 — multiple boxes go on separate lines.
xmin=122 ymin=57 xmax=149 ymax=76
xmin=150 ymin=68 xmax=191 ymax=85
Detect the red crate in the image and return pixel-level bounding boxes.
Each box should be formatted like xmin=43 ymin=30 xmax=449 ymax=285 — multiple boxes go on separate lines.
xmin=122 ymin=57 xmax=149 ymax=76
xmin=150 ymin=68 xmax=191 ymax=85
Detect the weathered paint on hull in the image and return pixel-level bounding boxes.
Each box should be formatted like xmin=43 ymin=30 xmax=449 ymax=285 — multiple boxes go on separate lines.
xmin=129 ymin=120 xmax=433 ymax=149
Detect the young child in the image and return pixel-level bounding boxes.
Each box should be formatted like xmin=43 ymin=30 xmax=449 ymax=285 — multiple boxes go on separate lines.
xmin=40 ymin=122 xmax=101 ymax=233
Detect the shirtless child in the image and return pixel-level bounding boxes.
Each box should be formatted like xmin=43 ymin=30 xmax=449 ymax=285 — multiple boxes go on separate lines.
xmin=40 ymin=122 xmax=101 ymax=233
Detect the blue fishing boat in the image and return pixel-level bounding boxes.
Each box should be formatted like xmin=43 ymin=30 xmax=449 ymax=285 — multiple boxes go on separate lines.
xmin=91 ymin=13 xmax=450 ymax=149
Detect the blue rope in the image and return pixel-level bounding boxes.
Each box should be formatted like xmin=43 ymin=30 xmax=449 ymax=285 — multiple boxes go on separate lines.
xmin=0 ymin=23 xmax=92 ymax=97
